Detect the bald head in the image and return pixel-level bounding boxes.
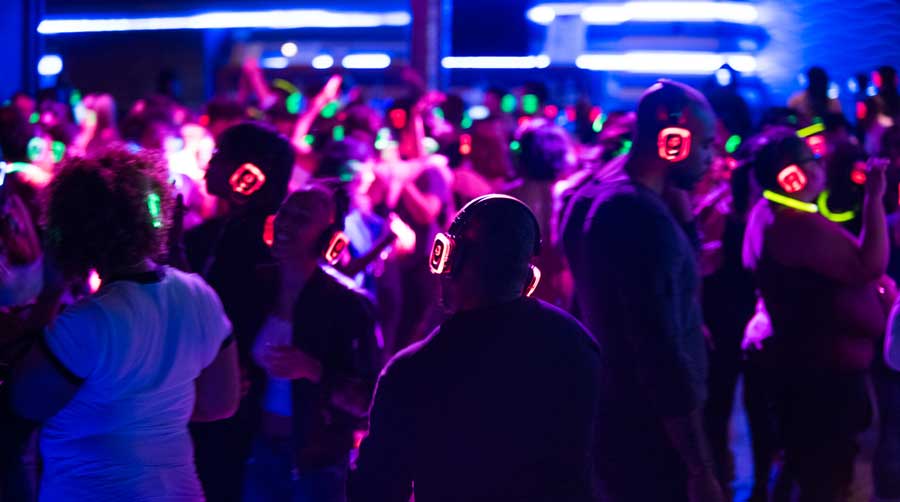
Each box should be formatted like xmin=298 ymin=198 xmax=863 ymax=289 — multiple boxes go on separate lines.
xmin=632 ymin=80 xmax=717 ymax=190
xmin=636 ymin=80 xmax=714 ymax=143
xmin=447 ymin=195 xmax=540 ymax=301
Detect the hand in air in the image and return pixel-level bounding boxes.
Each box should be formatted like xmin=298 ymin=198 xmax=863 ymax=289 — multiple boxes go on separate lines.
xmin=865 ymin=157 xmax=889 ymax=198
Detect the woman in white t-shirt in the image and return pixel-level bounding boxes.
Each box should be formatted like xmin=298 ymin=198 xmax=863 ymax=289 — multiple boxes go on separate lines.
xmin=9 ymin=147 xmax=240 ymax=502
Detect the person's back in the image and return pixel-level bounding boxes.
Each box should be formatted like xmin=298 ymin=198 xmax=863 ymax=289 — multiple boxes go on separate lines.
xmin=40 ymin=266 xmax=232 ymax=501
xmin=564 ymin=180 xmax=707 ymax=492
xmin=351 ymin=194 xmax=600 ymax=502
xmin=566 ymin=179 xmax=705 ymax=402
xmin=362 ymin=297 xmax=598 ymax=501
xmin=562 ymin=81 xmax=723 ymax=502
xmin=749 ymin=202 xmax=882 ymax=370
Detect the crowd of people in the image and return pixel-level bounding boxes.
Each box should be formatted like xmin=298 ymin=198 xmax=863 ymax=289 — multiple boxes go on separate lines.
xmin=1 ymin=58 xmax=900 ymax=502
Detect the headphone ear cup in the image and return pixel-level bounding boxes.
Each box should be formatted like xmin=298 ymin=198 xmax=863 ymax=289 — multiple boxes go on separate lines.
xmin=657 ymin=127 xmax=692 ymax=162
xmin=776 ymin=164 xmax=809 ymax=193
xmin=429 ymin=233 xmax=455 ymax=275
xmin=524 ymin=264 xmax=541 ymax=297
xmin=322 ymin=229 xmax=349 ymax=265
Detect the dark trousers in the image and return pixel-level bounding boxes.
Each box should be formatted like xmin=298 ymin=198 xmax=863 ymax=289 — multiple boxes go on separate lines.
xmin=191 ymin=404 xmax=256 ymax=502
xmin=703 ymin=333 xmax=743 ymax=496
xmin=594 ymin=410 xmax=689 ymax=502
xmin=702 ymin=270 xmax=756 ymax=498
xmin=243 ymin=438 xmax=347 ymax=502
xmin=742 ymin=360 xmax=782 ymax=502
xmin=774 ymin=371 xmax=872 ymax=502
xmin=873 ymin=361 xmax=900 ymax=500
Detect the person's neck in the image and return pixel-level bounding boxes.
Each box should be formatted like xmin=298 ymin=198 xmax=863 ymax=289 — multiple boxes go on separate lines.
xmin=456 ymin=290 xmax=520 ymax=313
xmin=98 ymin=258 xmax=156 ymax=282
xmin=281 ymin=259 xmax=319 ymax=291
xmin=624 ymin=151 xmax=666 ymax=194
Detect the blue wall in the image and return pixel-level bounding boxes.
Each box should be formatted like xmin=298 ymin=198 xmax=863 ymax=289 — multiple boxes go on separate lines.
xmin=0 ymin=0 xmax=26 ymax=101
xmin=757 ymin=0 xmax=900 ymax=105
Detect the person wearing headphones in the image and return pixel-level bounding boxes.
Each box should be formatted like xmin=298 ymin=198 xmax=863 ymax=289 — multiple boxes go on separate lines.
xmin=244 ymin=184 xmax=379 ymax=502
xmin=184 ymin=121 xmax=294 ymax=501
xmin=561 ymin=80 xmax=722 ymax=502
xmin=742 ymin=126 xmax=892 ymax=502
xmin=9 ymin=147 xmax=239 ymax=501
xmin=349 ymin=194 xmax=601 ymax=501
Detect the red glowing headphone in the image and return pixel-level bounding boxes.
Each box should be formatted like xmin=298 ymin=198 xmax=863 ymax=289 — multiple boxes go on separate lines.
xmin=429 ymin=194 xmax=542 ymax=297
xmin=229 ymin=163 xmax=267 ymax=196
xmin=320 ymin=223 xmax=349 ymax=265
xmin=851 ymin=161 xmax=867 ymax=185
xmin=777 ymin=164 xmax=809 ymax=193
xmin=656 ymin=108 xmax=692 ymax=163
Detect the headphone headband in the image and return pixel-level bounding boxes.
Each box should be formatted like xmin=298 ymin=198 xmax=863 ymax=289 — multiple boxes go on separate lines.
xmin=448 ymin=194 xmax=542 ymax=257
xmin=429 ymin=194 xmax=543 ymax=297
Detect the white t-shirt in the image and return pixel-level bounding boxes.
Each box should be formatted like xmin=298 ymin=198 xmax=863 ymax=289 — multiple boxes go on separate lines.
xmin=39 ymin=266 xmax=232 ymax=502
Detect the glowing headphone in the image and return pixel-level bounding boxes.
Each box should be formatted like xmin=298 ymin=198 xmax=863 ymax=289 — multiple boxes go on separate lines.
xmin=429 ymin=194 xmax=542 ymax=297
xmin=656 ymin=98 xmax=692 ymax=163
xmin=320 ymin=220 xmax=349 ymax=265
xmin=776 ymin=164 xmax=808 ymax=193
xmin=229 ymin=163 xmax=267 ymax=196
xmin=27 ymin=137 xmax=66 ymax=164
xmin=805 ymin=135 xmax=826 ymax=159
xmin=851 ymin=160 xmax=867 ymax=185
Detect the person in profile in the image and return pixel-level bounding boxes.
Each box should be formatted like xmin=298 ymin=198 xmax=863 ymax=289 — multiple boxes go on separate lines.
xmin=349 ymin=194 xmax=601 ymax=502
xmin=562 ymin=80 xmax=723 ymax=502
xmin=184 ymin=122 xmax=294 ymax=501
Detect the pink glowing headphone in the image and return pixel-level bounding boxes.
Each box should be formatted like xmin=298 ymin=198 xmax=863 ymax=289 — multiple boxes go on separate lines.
xmin=658 ymin=125 xmax=692 ymax=163
xmin=656 ymin=99 xmax=692 ymax=163
xmin=776 ymin=164 xmax=808 ymax=193
xmin=261 ymin=186 xmax=350 ymax=266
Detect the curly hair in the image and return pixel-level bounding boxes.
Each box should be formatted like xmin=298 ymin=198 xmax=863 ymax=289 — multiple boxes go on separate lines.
xmin=44 ymin=147 xmax=173 ymax=276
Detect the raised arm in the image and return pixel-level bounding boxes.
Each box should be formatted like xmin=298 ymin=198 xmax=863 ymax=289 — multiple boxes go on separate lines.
xmin=291 ymin=75 xmax=343 ymax=156
xmin=772 ymin=158 xmax=889 ymax=285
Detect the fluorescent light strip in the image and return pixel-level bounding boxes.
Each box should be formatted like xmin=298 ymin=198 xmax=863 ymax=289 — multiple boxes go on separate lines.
xmin=37 ymin=9 xmax=412 ymax=34
xmin=575 ymin=52 xmax=757 ymax=74
xmin=527 ymin=2 xmax=588 ymax=23
xmin=261 ymin=56 xmax=289 ymax=69
xmin=341 ymin=53 xmax=391 ymax=69
xmin=526 ymin=2 xmax=758 ymax=26
xmin=441 ymin=55 xmax=551 ymax=69
xmin=311 ymin=54 xmax=335 ymax=69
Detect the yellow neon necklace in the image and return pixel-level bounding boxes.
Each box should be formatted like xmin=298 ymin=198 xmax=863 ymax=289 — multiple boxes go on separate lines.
xmin=762 ymin=190 xmax=818 ymax=213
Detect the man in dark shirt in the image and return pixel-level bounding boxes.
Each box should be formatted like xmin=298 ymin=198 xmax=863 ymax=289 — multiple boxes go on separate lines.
xmin=562 ymin=80 xmax=723 ymax=502
xmin=350 ymin=194 xmax=601 ymax=502
xmin=184 ymin=122 xmax=293 ymax=501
